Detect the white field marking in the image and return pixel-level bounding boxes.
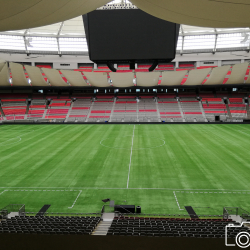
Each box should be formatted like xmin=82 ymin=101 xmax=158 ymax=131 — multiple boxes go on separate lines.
xmin=3 ymin=187 xmax=250 ymax=192
xmin=173 ymin=191 xmax=184 ymax=211
xmin=127 ymin=125 xmax=135 ymax=189
xmin=175 ymin=191 xmax=249 ymax=194
xmin=0 ymin=190 xmax=7 ymax=196
xmin=0 ymin=189 xmax=80 ymax=209
xmin=7 ymin=190 xmax=79 ymax=192
xmin=0 ymin=137 xmax=21 ymax=146
xmin=68 ymin=190 xmax=82 ymax=209
xmin=100 ymin=135 xmax=165 ymax=150
xmin=0 ymin=130 xmax=34 ymax=146
xmin=238 ymin=130 xmax=250 ymax=136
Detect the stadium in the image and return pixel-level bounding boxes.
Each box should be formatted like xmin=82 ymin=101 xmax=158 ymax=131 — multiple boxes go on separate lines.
xmin=1 ymin=0 xmax=250 ymax=249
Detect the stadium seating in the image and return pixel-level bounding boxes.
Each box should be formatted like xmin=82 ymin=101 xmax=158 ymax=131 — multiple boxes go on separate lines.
xmin=67 ymin=99 xmax=92 ymax=122
xmin=90 ymin=98 xmax=114 ymax=122
xmin=1 ymin=98 xmax=27 ymax=121
xmin=158 ymin=95 xmax=182 ymax=122
xmin=0 ymin=216 xmax=100 ymax=235
xmin=228 ymin=98 xmax=247 ymax=119
xmin=202 ymin=98 xmax=228 ymax=122
xmin=46 ymin=99 xmax=72 ymax=120
xmin=0 ymin=93 xmax=249 ymax=123
xmin=113 ymin=99 xmax=137 ymax=122
xmin=28 ymin=98 xmax=47 ymax=120
xmin=138 ymin=97 xmax=158 ymax=122
xmin=180 ymin=99 xmax=205 ymax=122
xmin=107 ymin=217 xmax=238 ymax=238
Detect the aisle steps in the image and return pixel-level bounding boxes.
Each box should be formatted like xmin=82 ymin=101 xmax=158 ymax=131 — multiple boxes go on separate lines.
xmin=92 ymin=221 xmax=112 ymax=236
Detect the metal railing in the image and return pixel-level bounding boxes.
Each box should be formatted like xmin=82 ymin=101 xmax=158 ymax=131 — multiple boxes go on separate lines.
xmin=25 ymin=212 xmax=102 ymax=217
xmin=0 ymin=204 xmax=25 ymax=218
xmin=223 ymin=207 xmax=250 ymax=220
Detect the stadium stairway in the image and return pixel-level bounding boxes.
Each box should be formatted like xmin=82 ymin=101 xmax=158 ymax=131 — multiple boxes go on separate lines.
xmin=85 ymin=101 xmax=94 ymax=122
xmin=155 ymin=100 xmax=161 ymax=122
xmin=177 ymin=100 xmax=185 ymax=122
xmin=109 ymin=98 xmax=117 ymax=122
xmin=65 ymin=104 xmax=73 ymax=122
xmin=199 ymin=101 xmax=207 ymax=122
xmin=24 ymin=104 xmax=29 ymax=120
xmin=247 ymin=104 xmax=250 ymax=119
xmin=92 ymin=221 xmax=112 ymax=236
xmin=42 ymin=103 xmax=48 ymax=119
xmin=0 ymin=105 xmax=5 ymax=120
xmin=225 ymin=103 xmax=232 ymax=119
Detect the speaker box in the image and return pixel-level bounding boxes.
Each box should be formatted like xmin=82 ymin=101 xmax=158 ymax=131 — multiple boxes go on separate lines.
xmin=114 ymin=205 xmax=135 ymax=213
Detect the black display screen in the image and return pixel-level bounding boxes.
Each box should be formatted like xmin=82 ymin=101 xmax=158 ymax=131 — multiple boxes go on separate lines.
xmin=83 ymin=9 xmax=179 ymax=63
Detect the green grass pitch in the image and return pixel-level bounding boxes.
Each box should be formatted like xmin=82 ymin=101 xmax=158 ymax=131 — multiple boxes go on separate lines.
xmin=0 ymin=124 xmax=250 ymax=216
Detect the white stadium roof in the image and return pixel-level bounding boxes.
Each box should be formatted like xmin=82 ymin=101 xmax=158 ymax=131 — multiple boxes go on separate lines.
xmin=0 ymin=15 xmax=249 ymax=55
xmin=0 ymin=0 xmax=250 ymax=31
xmin=0 ymin=0 xmax=249 ymax=55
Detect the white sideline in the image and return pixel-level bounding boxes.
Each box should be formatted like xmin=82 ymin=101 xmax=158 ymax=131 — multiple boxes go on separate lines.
xmin=68 ymin=190 xmax=82 ymax=209
xmin=127 ymin=125 xmax=135 ymax=189
xmin=2 ymin=187 xmax=250 ymax=192
xmin=173 ymin=191 xmax=184 ymax=211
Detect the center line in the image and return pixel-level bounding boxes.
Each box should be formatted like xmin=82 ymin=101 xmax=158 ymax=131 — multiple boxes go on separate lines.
xmin=127 ymin=125 xmax=135 ymax=189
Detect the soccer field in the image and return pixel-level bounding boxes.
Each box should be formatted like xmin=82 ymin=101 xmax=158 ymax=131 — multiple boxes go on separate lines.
xmin=0 ymin=124 xmax=250 ymax=216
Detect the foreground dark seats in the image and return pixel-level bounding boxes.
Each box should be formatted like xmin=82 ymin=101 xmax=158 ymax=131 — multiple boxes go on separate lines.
xmin=0 ymin=216 xmax=101 ymax=235
xmin=107 ymin=217 xmax=245 ymax=238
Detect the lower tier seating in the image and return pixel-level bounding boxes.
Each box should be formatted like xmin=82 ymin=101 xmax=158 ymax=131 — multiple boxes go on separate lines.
xmin=0 ymin=216 xmax=101 ymax=235
xmin=107 ymin=217 xmax=241 ymax=238
xmin=0 ymin=94 xmax=249 ymax=123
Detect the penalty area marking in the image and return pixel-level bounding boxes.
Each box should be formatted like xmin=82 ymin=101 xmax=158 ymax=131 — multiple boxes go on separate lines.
xmin=0 ymin=189 xmax=82 ymax=209
xmin=68 ymin=190 xmax=82 ymax=209
xmin=0 ymin=190 xmax=7 ymax=196
xmin=173 ymin=191 xmax=184 ymax=211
